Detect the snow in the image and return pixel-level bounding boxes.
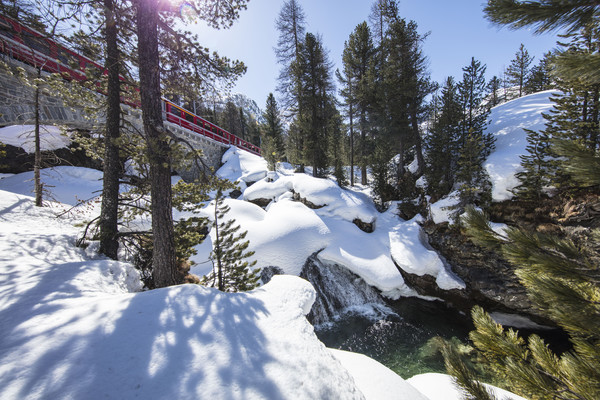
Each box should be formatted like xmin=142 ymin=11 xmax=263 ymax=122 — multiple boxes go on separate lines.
xmin=216 ymin=151 xmax=465 ymax=298
xmin=0 ymin=128 xmax=528 ymax=399
xmin=217 ymin=146 xmax=268 ymax=186
xmin=330 ymin=349 xmax=430 ymax=400
xmin=429 ymin=191 xmax=460 ymax=224
xmin=484 ymin=90 xmax=556 ymax=201
xmin=388 ymin=214 xmax=464 ymax=290
xmin=490 ymin=312 xmax=553 ymax=330
xmin=408 ymin=373 xmax=528 ymax=400
xmin=0 ymin=124 xmax=71 ymax=153
xmin=0 ymin=189 xmax=367 ymax=399
xmin=0 ymin=166 xmax=103 ymax=205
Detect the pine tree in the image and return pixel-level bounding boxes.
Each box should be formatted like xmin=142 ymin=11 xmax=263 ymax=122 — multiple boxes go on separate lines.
xmin=486 ymin=75 xmax=502 ymax=108
xmin=98 ymin=0 xmax=124 ymax=260
xmin=338 ymin=21 xmax=377 ymax=186
xmin=456 ymin=58 xmax=495 ymax=210
xmin=525 ymin=51 xmax=554 ymax=94
xmin=452 ymin=207 xmax=600 ymax=400
xmin=293 ymin=32 xmax=336 ymax=177
xmin=133 ymin=0 xmax=249 ymax=288
xmin=328 ymin=108 xmax=348 ymax=187
xmin=485 ymin=0 xmax=600 ymax=85
xmin=261 ymin=93 xmax=285 ymax=171
xmin=425 ymin=77 xmax=462 ymax=198
xmin=380 ymin=17 xmax=430 ymax=185
xmin=203 ymin=183 xmax=260 ymax=292
xmin=442 ymin=5 xmax=600 ymax=398
xmin=274 ymin=0 xmax=306 ymax=113
xmin=512 ymin=128 xmax=553 ymax=199
xmin=533 ymin=23 xmax=600 ymax=193
xmin=506 ymin=43 xmax=534 ymax=98
xmin=371 ymin=137 xmax=396 ymax=207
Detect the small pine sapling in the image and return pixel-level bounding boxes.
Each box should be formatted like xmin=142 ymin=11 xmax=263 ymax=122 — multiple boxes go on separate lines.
xmin=202 ymin=179 xmax=260 ymax=292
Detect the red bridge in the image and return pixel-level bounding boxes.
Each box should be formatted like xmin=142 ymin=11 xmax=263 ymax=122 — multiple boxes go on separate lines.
xmin=0 ymin=14 xmax=261 ymax=156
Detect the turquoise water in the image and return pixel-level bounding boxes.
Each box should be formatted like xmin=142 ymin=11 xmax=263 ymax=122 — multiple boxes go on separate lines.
xmin=315 ymin=298 xmax=474 ymax=379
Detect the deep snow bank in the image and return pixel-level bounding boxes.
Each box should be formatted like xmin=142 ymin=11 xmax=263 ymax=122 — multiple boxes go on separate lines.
xmin=0 ymin=189 xmax=366 ymax=400
xmin=206 ymin=148 xmax=464 ymax=299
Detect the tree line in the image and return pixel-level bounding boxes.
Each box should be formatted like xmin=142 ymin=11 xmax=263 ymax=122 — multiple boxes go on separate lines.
xmin=263 ymin=0 xmax=557 ymax=215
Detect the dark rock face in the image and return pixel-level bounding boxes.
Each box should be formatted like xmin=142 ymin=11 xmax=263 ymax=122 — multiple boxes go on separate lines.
xmin=260 ymin=266 xmax=284 ymax=284
xmin=247 ymin=197 xmax=272 ymax=209
xmin=415 ymin=221 xmax=554 ymax=325
xmin=0 ymin=143 xmax=101 ymax=174
xmin=229 ymin=189 xmax=242 ymax=199
xmin=352 ymin=218 xmax=374 ymax=233
xmin=292 ymin=192 xmax=324 ymax=209
xmin=299 ymin=253 xmax=387 ymax=325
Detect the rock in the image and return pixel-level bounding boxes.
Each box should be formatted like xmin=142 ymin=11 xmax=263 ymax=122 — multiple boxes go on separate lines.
xmin=260 ymin=266 xmax=284 ymax=284
xmin=0 ymin=143 xmax=101 ymax=174
xmin=352 ymin=218 xmax=374 ymax=233
xmin=248 ymin=197 xmax=272 ymax=209
xmin=229 ymin=189 xmax=242 ymax=199
xmin=300 ymin=252 xmax=388 ymax=325
xmin=292 ymin=191 xmax=324 ymax=209
xmin=418 ymin=221 xmax=554 ymax=326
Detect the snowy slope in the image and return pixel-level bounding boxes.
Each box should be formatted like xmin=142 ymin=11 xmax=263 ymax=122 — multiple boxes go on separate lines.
xmin=429 ymin=90 xmax=557 ymax=221
xmin=0 ymin=186 xmax=525 ymax=400
xmin=0 ymin=189 xmax=365 ymax=400
xmin=484 ymin=90 xmax=557 ymax=201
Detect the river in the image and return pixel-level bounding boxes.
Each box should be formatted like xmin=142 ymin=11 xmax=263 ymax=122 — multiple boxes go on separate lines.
xmin=314 ymin=297 xmax=474 ymax=379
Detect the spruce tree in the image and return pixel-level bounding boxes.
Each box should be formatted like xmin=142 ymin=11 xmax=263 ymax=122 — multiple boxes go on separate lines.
xmin=425 ymin=77 xmax=462 ymax=198
xmin=525 ymin=51 xmax=554 ymax=94
xmin=203 ymin=183 xmax=260 ymax=292
xmin=338 ymin=21 xmax=376 ymax=186
xmin=293 ymin=32 xmax=336 ymax=177
xmin=506 ymin=43 xmax=534 ymax=98
xmin=455 ymin=58 xmax=495 ymax=209
xmin=261 ymin=93 xmax=285 ymax=171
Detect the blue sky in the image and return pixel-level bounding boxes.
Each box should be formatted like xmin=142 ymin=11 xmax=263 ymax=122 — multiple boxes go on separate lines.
xmin=190 ymin=0 xmax=561 ymax=108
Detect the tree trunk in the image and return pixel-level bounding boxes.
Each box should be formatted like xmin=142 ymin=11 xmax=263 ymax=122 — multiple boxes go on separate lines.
xmin=136 ymin=0 xmax=179 ymax=288
xmin=360 ymin=109 xmax=367 ymax=185
xmin=410 ymin=104 xmax=424 ymax=177
xmin=34 ymin=68 xmax=42 ymax=207
xmin=99 ymin=0 xmax=122 ymax=260
xmin=349 ymin=103 xmax=354 ymax=186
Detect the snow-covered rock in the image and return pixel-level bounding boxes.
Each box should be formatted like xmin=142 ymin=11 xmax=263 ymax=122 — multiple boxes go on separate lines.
xmin=0 ymin=166 xmax=103 ymax=206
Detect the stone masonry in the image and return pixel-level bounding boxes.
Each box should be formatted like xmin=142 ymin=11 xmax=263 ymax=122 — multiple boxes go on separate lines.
xmin=0 ymin=57 xmax=229 ymax=176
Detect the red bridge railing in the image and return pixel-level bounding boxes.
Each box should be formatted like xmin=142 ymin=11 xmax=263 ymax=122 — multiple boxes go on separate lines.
xmin=0 ymin=13 xmax=261 ymax=156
